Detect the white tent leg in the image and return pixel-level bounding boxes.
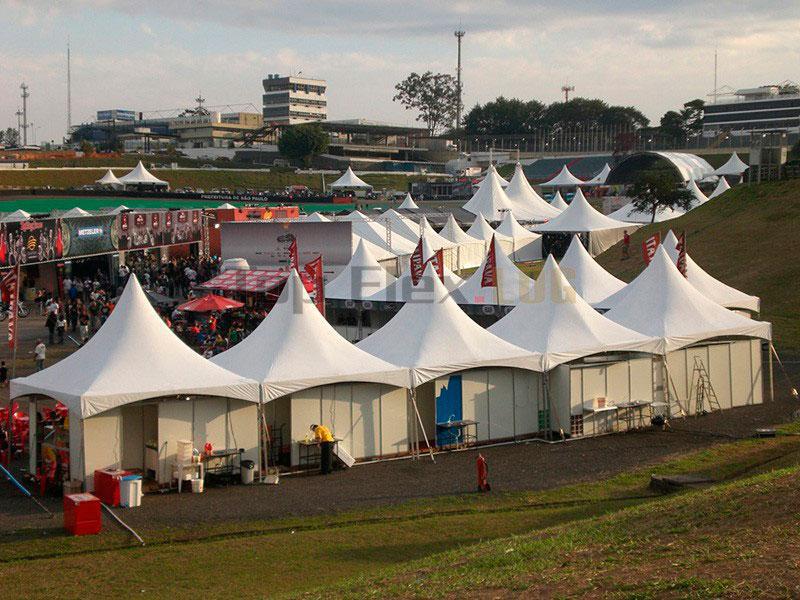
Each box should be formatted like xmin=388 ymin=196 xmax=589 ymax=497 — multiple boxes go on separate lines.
xmin=410 ymin=388 xmax=435 ymax=463
xmin=28 ymin=399 xmax=36 ymax=474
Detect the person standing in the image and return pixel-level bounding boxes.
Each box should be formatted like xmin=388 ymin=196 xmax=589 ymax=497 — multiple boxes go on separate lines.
xmin=45 ymin=311 xmax=57 ymax=345
xmin=31 ymin=340 xmax=46 ymax=371
xmin=56 ymin=312 xmax=66 ymax=344
xmin=622 ymin=230 xmax=631 ymax=260
xmin=310 ymin=424 xmax=335 ymax=475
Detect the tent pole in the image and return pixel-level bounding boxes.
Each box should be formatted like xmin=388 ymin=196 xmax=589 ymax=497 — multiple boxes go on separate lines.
xmin=257 ymin=387 xmax=264 ymax=483
xmin=28 ymin=399 xmax=36 ymax=474
xmin=410 ymin=388 xmax=435 ymax=463
xmin=768 ymin=342 xmax=775 ymax=402
xmin=406 ymin=389 xmax=417 ymax=460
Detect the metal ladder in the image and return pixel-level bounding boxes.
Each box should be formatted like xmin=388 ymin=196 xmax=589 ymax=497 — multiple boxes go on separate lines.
xmin=691 ymin=357 xmax=721 ymax=415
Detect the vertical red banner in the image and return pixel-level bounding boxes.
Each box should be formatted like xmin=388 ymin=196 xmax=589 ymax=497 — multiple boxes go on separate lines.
xmin=304 ymin=256 xmax=325 ymax=316
xmin=481 ymin=235 xmax=498 ymax=288
xmin=641 ymin=233 xmax=661 ymax=265
xmin=676 ymin=231 xmax=687 ymax=277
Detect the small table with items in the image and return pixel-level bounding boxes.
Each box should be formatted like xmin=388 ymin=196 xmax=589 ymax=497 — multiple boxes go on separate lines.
xmin=202 ymin=449 xmax=242 ymax=486
xmin=298 ymin=438 xmax=340 ymax=474
xmin=435 ymin=419 xmax=479 ymax=449
xmin=615 ymin=399 xmax=653 ymax=430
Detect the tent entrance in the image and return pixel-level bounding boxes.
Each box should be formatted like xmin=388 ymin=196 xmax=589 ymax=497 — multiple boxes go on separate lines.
xmin=435 ymin=375 xmax=463 ymax=446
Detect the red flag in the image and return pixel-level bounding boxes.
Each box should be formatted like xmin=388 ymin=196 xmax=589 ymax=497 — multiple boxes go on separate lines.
xmin=1 ymin=268 xmax=18 ymax=350
xmin=304 ymin=256 xmax=325 ymax=316
xmin=426 ymin=249 xmax=445 ymax=283
xmin=676 ymin=231 xmax=687 ymax=277
xmin=641 ymin=233 xmax=661 ymax=265
xmin=288 ymin=238 xmax=299 ymax=272
xmin=410 ymin=238 xmax=424 ymax=285
xmin=481 ymin=235 xmax=498 ymax=287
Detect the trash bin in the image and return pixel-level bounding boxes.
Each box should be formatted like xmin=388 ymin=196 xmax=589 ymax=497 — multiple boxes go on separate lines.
xmin=120 ymin=475 xmax=143 ymax=508
xmin=191 ymin=478 xmax=204 ymax=493
xmin=240 ymin=460 xmax=255 ymax=485
xmin=63 ymin=493 xmax=102 ymax=536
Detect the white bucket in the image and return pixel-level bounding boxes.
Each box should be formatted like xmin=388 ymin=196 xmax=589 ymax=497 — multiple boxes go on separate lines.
xmin=191 ymin=478 xmax=204 ymax=494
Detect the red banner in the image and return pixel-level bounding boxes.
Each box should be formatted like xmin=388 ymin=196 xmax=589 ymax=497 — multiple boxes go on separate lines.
xmin=642 ymin=233 xmax=661 ymax=265
xmin=288 ymin=238 xmax=299 ymax=272
xmin=304 ymin=256 xmax=325 ymax=316
xmin=410 ymin=239 xmax=425 ymax=285
xmin=676 ymin=231 xmax=687 ymax=277
xmin=427 ymin=249 xmax=445 ymax=283
xmin=1 ymin=268 xmax=18 ymax=350
xmin=481 ymin=235 xmax=498 ymax=287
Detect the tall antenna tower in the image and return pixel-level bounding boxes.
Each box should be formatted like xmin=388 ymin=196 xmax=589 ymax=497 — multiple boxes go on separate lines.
xmin=713 ymin=48 xmax=718 ymax=105
xmin=67 ymin=39 xmax=72 ymax=131
xmin=561 ymin=83 xmax=575 ymax=102
xmin=20 ymin=83 xmax=29 ymax=146
xmin=15 ymin=108 xmax=23 ymax=144
xmin=454 ymin=29 xmax=465 ymax=130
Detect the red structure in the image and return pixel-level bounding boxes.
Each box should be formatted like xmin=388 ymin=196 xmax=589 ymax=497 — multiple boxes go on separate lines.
xmin=93 ymin=469 xmax=131 ymax=506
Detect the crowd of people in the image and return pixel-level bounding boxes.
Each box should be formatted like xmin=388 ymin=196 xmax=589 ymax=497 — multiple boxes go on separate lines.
xmin=160 ymin=304 xmax=268 ymax=358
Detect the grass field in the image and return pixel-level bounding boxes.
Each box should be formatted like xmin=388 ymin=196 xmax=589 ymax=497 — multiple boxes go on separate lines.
xmin=0 ymin=168 xmax=436 ymax=194
xmin=2 ymin=432 xmax=799 ymax=599
xmin=597 ymin=178 xmax=800 ymax=355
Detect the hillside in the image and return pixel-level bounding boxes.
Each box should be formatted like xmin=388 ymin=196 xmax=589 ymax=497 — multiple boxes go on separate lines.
xmin=597 ymin=179 xmax=800 ymax=355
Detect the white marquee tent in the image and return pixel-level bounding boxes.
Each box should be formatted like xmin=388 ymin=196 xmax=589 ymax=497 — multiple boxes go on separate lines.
xmin=708 ymin=177 xmax=731 ymax=199
xmin=299 ymin=212 xmax=331 ymax=222
xmin=118 ymin=161 xmax=169 ymax=189
xmin=462 ymin=168 xmax=514 ymax=221
xmin=439 ymin=214 xmax=487 ymax=269
xmin=466 ymin=214 xmax=511 ymax=243
xmin=584 ymin=163 xmax=611 ymax=186
xmin=558 ymin=235 xmax=626 ymax=305
xmin=452 ymin=236 xmax=535 ymax=306
xmin=95 ymin=169 xmax=123 ymax=189
xmin=1 ymin=209 xmax=31 ymax=222
xmin=713 ymin=153 xmax=749 ymax=177
xmin=541 ymin=165 xmax=584 ymax=187
xmin=476 ymin=164 xmax=510 ymax=188
xmin=326 ymin=238 xmax=397 ymax=300
xmin=330 ymin=167 xmax=372 ymax=191
xmin=398 ymin=193 xmax=419 ymax=209
xmin=550 ymin=191 xmax=569 ymax=211
xmin=687 ymin=179 xmax=708 ymax=206
xmin=505 ymin=163 xmax=562 ymax=221
xmin=495 ymin=211 xmax=542 ymax=261
xmin=217 ymin=202 xmax=237 ymax=209
xmin=607 ymin=201 xmax=685 ymax=224
xmin=61 ymin=207 xmax=91 ymax=218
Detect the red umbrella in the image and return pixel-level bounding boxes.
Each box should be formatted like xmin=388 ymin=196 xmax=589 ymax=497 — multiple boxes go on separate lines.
xmin=177 ymin=294 xmax=244 ymax=313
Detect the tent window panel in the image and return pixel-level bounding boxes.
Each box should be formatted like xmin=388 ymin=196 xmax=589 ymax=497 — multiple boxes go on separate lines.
xmin=570 ymin=414 xmax=584 ymax=437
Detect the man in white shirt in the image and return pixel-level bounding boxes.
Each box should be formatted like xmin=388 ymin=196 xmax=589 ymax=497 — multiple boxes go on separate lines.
xmin=32 ymin=339 xmax=46 ymax=371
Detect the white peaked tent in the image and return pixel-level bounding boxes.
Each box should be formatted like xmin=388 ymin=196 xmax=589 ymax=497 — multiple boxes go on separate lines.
xmin=61 ymin=207 xmax=91 ymax=218
xmin=1 ymin=209 xmax=31 ymax=222
xmin=558 ymin=235 xmax=626 ymax=305
xmin=441 ymin=213 xmax=477 ymax=245
xmin=326 ymin=238 xmax=397 ymax=300
xmin=476 ymin=164 xmax=510 ymax=188
xmin=452 ymin=236 xmax=535 ymax=306
xmin=11 ymin=275 xmax=260 ymax=485
xmin=212 ymin=270 xmax=408 ymax=399
xmin=550 ymin=191 xmax=569 ymax=211
xmin=541 ymin=164 xmax=584 ymax=187
xmin=341 ymin=210 xmax=369 ymax=222
xmin=708 ymin=176 xmax=731 ymax=199
xmin=358 ymin=264 xmax=537 ymax=387
xmin=299 ymin=212 xmax=331 ymax=222
xmin=601 ymin=247 xmax=770 ymax=352
xmin=505 ymin=163 xmax=562 ymax=221
xmin=661 ymin=231 xmax=760 ymax=314
xmin=398 ymin=193 xmax=419 ymax=209
xmin=687 ymin=179 xmax=708 ymax=206
xmin=342 ymin=210 xmax=419 ymax=257
xmin=713 ymin=152 xmax=749 ymax=176
xmin=330 ymin=167 xmax=372 ymax=190
xmin=96 ymin=169 xmax=123 ymax=189
xmin=607 ymin=201 xmax=685 ymax=224
xmin=534 ymin=188 xmax=635 ymax=256
xmin=378 ymin=208 xmax=420 ymax=242
xmin=368 ymin=236 xmax=462 ymax=301
xmin=489 ymin=256 xmax=658 ymax=370
xmin=108 ymin=205 xmax=130 ymax=215
xmin=217 ymin=202 xmax=237 ymax=209
xmin=118 ymin=161 xmax=169 ymax=188
xmin=495 ymin=211 xmax=542 ymax=261
xmin=466 ymin=213 xmax=511 ymax=243
xmin=584 ymin=163 xmax=611 ymax=186
xmin=439 ymin=213 xmax=487 ymax=269
xmin=418 ymin=215 xmax=456 ymax=250
xmin=462 ymin=168 xmax=514 ymax=221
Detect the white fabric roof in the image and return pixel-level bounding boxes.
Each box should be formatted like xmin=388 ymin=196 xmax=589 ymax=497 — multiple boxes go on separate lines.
xmin=462 ymin=168 xmax=514 ymax=221
xmin=96 ymin=169 xmax=122 ymax=185
xmin=358 ymin=264 xmax=538 ymax=386
xmin=418 ymin=215 xmax=457 ymax=249
xmin=299 ymin=212 xmax=331 ymax=222
xmin=662 ymin=231 xmax=760 ymax=313
xmin=341 ymin=210 xmax=369 ymax=222
xmin=601 ymin=247 xmax=770 ymax=352
xmin=378 ymin=208 xmax=420 ymax=242
xmin=505 ymin=163 xmax=562 ymax=221
xmin=350 ymin=219 xmax=418 ymax=256
xmin=217 ymin=202 xmax=237 ymax=209
xmin=541 ymin=164 xmax=584 ymax=187
xmin=607 ymin=201 xmax=685 ymax=224
xmin=584 ymin=163 xmax=611 ymax=186
xmin=489 ymin=256 xmax=659 ymax=370
xmin=687 ymin=179 xmax=708 ymax=206
xmin=1 ymin=209 xmax=31 ymax=222
xmin=330 ymin=167 xmax=372 ymax=189
xmin=476 ymin=164 xmax=510 ymax=188
xmin=398 ymin=193 xmax=419 ymax=210
xmin=440 ymin=213 xmax=478 ymax=245
xmin=495 ymin=211 xmax=539 ymax=241
xmin=326 ymin=238 xmax=397 ymax=300
xmin=533 ymin=188 xmax=633 ymax=233
xmin=654 ymin=152 xmax=715 ymax=182
xmin=713 ymin=152 xmax=749 ymax=176
xmin=62 ymin=207 xmax=91 ymax=218
xmin=708 ymin=176 xmax=731 ymax=199
xmin=559 ymin=235 xmax=626 ymax=305
xmin=108 ymin=205 xmax=130 ymax=215
xmin=11 ymin=276 xmax=259 ymax=417
xmin=451 ymin=237 xmax=535 ymax=306
xmin=466 ymin=214 xmax=512 ymax=242
xmin=213 ymin=271 xmax=408 ymax=398
xmin=118 ymin=161 xmax=168 ymax=185
xmin=550 ymin=192 xmax=569 ymax=211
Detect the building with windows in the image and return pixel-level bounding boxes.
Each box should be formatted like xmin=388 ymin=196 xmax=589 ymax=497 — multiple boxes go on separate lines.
xmin=262 ymin=73 xmax=327 ymax=125
xmin=703 ymin=84 xmax=800 ymax=134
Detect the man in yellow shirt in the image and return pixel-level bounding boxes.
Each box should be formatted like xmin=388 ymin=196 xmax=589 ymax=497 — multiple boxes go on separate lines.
xmin=311 ymin=424 xmax=334 ymax=474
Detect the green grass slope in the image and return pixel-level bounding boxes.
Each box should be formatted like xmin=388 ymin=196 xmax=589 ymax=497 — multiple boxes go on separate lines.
xmin=596 ymin=179 xmax=800 ymax=354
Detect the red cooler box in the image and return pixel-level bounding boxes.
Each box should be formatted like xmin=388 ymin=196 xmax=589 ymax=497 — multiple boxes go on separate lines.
xmin=63 ymin=493 xmax=102 ymax=536
xmin=93 ymin=469 xmax=131 ymax=506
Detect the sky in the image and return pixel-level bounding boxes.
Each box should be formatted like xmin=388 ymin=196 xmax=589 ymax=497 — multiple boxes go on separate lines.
xmin=1 ymin=0 xmax=798 ymax=143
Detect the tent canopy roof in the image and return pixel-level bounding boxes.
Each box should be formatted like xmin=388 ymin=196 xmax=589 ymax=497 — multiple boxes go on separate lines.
xmin=398 ymin=193 xmax=419 ymax=210
xmin=558 ymin=235 xmax=626 ymax=305
xmin=713 ymin=152 xmax=749 ymax=176
xmin=495 ymin=210 xmax=540 ymax=240
xmin=440 ymin=213 xmax=479 ymax=245
xmin=462 ymin=168 xmax=514 ymax=221
xmin=10 ymin=276 xmax=259 ymax=417
xmin=358 ymin=263 xmax=537 ymax=386
xmin=213 ymin=270 xmax=408 ymax=398
xmin=466 ymin=214 xmax=511 ymax=242
xmin=505 ymin=163 xmax=562 ymax=221
xmin=489 ymin=256 xmax=659 ymax=370
xmin=326 ymin=238 xmax=397 ymax=300
xmin=534 ymin=188 xmax=632 ymax=233
xmin=96 ymin=169 xmax=122 ymax=185
xmin=452 ymin=237 xmax=535 ymax=306
xmin=607 ymin=201 xmax=684 ymax=224
xmin=708 ymin=176 xmax=731 ymax=199
xmin=550 ymin=191 xmax=569 ymax=211
xmin=1 ymin=209 xmax=31 ymax=222
xmin=330 ymin=167 xmax=372 ymax=189
xmin=601 ymin=246 xmax=770 ymax=351
xmin=61 ymin=207 xmax=91 ymax=218
xmin=584 ymin=163 xmax=611 ymax=185
xmin=118 ymin=161 xmax=168 ymax=185
xmin=541 ymin=164 xmax=584 ymax=187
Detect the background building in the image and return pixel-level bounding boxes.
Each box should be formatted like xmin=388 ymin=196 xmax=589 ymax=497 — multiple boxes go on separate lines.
xmin=703 ymin=83 xmax=800 ymax=134
xmin=262 ymin=73 xmax=327 ymax=125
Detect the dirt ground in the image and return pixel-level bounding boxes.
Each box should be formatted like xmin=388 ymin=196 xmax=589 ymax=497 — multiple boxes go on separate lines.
xmin=2 ymin=397 xmax=796 ymax=536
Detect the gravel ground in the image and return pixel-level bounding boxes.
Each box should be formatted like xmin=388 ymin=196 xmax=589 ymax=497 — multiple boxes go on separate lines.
xmin=1 ymin=398 xmax=797 ymax=535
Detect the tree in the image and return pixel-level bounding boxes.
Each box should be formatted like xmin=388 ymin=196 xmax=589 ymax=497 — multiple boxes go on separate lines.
xmin=393 ymin=71 xmax=459 ymax=135
xmin=629 ymin=170 xmax=696 ymax=223
xmin=3 ymin=128 xmax=19 ymax=147
xmin=79 ymin=139 xmax=95 ymax=154
xmin=463 ymin=97 xmax=545 ymax=134
xmin=277 ymin=123 xmax=329 ymax=167
xmin=658 ymin=99 xmax=705 ymax=140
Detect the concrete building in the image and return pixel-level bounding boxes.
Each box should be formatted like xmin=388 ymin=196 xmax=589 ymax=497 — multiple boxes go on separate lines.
xmin=262 ymin=73 xmax=327 ymax=125
xmin=703 ymin=84 xmax=800 ymax=134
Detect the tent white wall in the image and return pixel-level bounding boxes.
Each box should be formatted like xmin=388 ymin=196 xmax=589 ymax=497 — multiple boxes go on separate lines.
xmin=440 ymin=214 xmax=487 ymax=270
xmin=558 ymin=235 xmax=626 ymax=305
xmin=504 ymin=163 xmax=561 ymax=222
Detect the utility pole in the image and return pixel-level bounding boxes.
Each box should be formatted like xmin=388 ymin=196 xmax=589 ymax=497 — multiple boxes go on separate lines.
xmin=561 ymin=83 xmax=575 ymax=103
xmin=20 ymin=83 xmax=29 ymax=146
xmin=15 ymin=108 xmax=23 ymax=145
xmin=454 ymin=29 xmax=465 ymax=132
xmin=713 ymin=49 xmax=718 ymax=105
xmin=67 ymin=39 xmax=72 ymax=132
